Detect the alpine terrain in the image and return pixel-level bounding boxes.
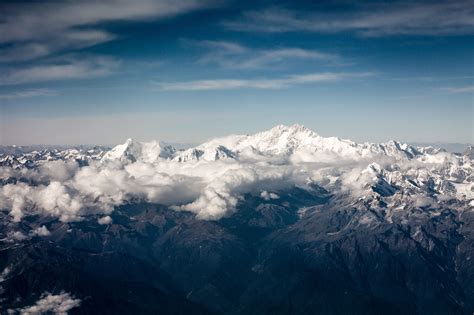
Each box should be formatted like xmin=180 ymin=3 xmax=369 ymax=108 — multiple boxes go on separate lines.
xmin=0 ymin=125 xmax=472 ymax=314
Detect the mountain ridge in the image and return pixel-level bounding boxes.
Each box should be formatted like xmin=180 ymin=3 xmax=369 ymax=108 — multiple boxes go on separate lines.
xmin=0 ymin=124 xmax=473 ymax=314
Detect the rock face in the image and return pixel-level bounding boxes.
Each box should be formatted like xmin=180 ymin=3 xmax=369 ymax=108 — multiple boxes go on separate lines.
xmin=464 ymin=146 xmax=474 ymax=159
xmin=0 ymin=125 xmax=472 ymax=314
xmin=0 ymin=195 xmax=472 ymax=314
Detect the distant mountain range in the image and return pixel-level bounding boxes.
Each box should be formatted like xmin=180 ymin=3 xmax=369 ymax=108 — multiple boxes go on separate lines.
xmin=0 ymin=125 xmax=472 ymax=314
xmin=408 ymin=142 xmax=472 ymax=154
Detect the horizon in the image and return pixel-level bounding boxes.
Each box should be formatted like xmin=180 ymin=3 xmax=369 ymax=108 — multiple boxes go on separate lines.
xmin=0 ymin=123 xmax=472 ymax=154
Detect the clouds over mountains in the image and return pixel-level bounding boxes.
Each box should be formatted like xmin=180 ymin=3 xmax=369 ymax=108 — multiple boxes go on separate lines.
xmin=1 ymin=125 xmax=472 ymax=223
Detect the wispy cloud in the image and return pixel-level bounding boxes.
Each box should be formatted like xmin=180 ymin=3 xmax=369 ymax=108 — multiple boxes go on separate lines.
xmin=0 ymin=31 xmax=116 ymax=63
xmin=0 ymin=0 xmax=217 ymax=62
xmin=0 ymin=89 xmax=58 ymax=100
xmin=189 ymin=40 xmax=337 ymax=69
xmin=0 ymin=57 xmax=120 ymax=85
xmin=157 ymin=72 xmax=373 ymax=91
xmin=224 ymin=1 xmax=474 ymax=36
xmin=442 ymin=85 xmax=474 ymax=93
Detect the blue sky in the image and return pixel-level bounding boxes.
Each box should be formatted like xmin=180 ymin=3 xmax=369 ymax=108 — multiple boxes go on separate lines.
xmin=0 ymin=0 xmax=472 ymax=145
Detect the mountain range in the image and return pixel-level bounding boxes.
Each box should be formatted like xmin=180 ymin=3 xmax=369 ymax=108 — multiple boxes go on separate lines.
xmin=0 ymin=125 xmax=472 ymax=314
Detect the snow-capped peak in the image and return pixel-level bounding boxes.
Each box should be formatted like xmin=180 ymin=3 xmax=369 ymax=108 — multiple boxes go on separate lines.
xmin=266 ymin=124 xmax=318 ymax=138
xmin=242 ymin=124 xmax=320 ymax=152
xmin=1 ymin=124 xmax=472 ymax=224
xmin=101 ymin=138 xmax=175 ymax=164
xmin=170 ymin=124 xmax=323 ymax=162
xmin=2 ymin=125 xmax=467 ymax=173
xmin=197 ymin=124 xmax=417 ymax=162
xmin=100 ymin=124 xmax=446 ymax=164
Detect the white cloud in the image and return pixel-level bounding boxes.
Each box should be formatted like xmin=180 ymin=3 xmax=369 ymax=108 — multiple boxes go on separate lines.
xmin=442 ymin=85 xmax=474 ymax=93
xmin=14 ymin=292 xmax=81 ymax=315
xmin=0 ymin=57 xmax=120 ymax=85
xmin=191 ymin=40 xmax=337 ymax=69
xmin=193 ymin=40 xmax=249 ymax=54
xmin=0 ymin=89 xmax=58 ymax=100
xmin=235 ymin=48 xmax=334 ymax=68
xmin=260 ymin=191 xmax=280 ymax=200
xmin=2 ymin=181 xmax=85 ymax=222
xmin=31 ymin=226 xmax=51 ymax=237
xmin=98 ymin=216 xmax=112 ymax=225
xmin=157 ymin=72 xmax=373 ymax=91
xmin=0 ymin=31 xmax=116 ymax=63
xmin=10 ymin=231 xmax=28 ymax=241
xmin=225 ymin=2 xmax=474 ymax=36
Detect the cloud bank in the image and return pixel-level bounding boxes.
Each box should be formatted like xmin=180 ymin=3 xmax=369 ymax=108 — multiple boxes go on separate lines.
xmin=0 ymin=125 xmax=472 ymax=222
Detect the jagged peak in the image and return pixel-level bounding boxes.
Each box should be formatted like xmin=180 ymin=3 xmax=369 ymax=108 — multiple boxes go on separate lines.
xmin=101 ymin=138 xmax=175 ymax=163
xmin=39 ymin=125 xmax=464 ymax=166
xmin=264 ymin=124 xmax=318 ymax=138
